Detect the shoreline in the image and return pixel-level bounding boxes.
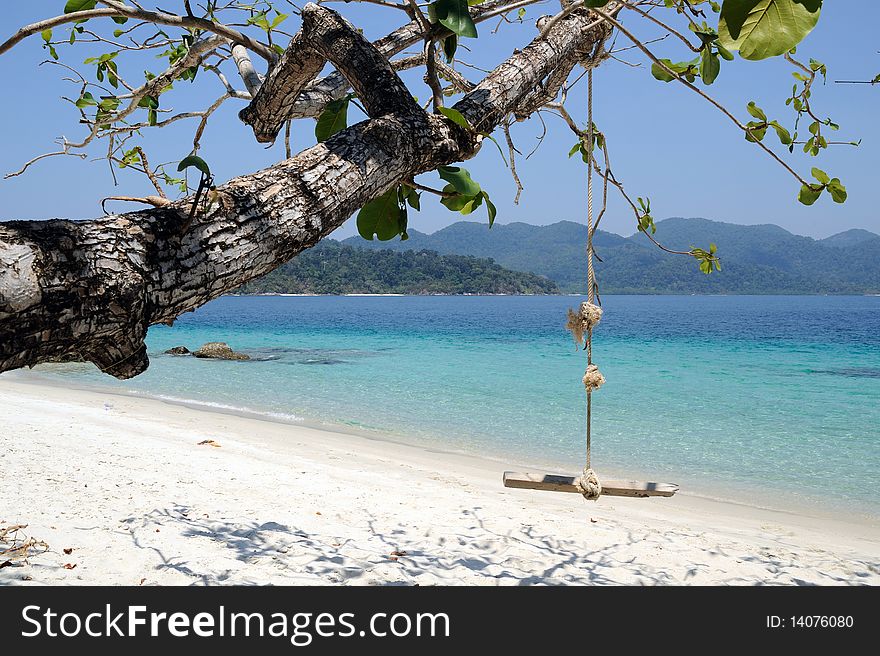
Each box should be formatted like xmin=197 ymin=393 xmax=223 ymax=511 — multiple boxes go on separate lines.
xmin=8 ymin=371 xmax=880 ymax=525
xmin=1 ymin=378 xmax=878 ymax=585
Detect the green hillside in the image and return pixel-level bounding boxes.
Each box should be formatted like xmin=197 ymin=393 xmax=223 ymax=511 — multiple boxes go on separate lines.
xmin=236 ymin=242 xmax=558 ymax=295
xmin=343 ymin=218 xmax=880 ymax=294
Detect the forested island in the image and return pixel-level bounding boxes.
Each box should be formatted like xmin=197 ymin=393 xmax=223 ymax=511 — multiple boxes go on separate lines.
xmin=235 ymin=242 xmax=559 ymax=295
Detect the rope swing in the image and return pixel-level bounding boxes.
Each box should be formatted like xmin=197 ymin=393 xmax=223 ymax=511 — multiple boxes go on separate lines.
xmin=573 ymin=69 xmax=603 ymax=501
xmin=502 ymin=68 xmax=680 ymax=502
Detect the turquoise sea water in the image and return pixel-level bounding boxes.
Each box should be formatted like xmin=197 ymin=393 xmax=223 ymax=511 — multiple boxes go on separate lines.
xmin=18 ymin=295 xmax=880 ymax=517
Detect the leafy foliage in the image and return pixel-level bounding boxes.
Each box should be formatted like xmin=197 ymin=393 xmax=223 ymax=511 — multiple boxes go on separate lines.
xmin=690 ymin=243 xmax=722 ymax=274
xmin=798 ymin=167 xmax=846 ymax=205
xmin=64 ymin=0 xmax=98 ymax=13
xmin=719 ymin=0 xmax=822 ymax=60
xmin=315 ymin=95 xmax=352 ymax=142
xmin=357 ymin=187 xmax=408 ymax=241
xmin=178 ymin=155 xmax=211 ymax=176
xmin=651 ymin=58 xmax=700 ymax=83
xmin=743 ymin=101 xmax=791 ymax=145
xmin=428 ymin=0 xmax=478 ymax=39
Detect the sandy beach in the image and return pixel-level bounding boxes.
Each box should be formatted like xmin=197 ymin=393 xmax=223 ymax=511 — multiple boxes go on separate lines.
xmin=1 ymin=378 xmax=877 ymax=586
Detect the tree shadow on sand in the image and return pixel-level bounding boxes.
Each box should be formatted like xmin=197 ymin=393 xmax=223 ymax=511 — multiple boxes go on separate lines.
xmin=120 ymin=504 xmax=878 ymax=586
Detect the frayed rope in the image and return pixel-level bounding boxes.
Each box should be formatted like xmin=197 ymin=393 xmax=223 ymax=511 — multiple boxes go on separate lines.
xmin=583 ymin=363 xmax=605 ymax=392
xmin=566 ymin=301 xmax=602 ymax=349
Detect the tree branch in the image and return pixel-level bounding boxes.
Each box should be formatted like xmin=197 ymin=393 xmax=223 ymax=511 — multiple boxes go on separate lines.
xmin=0 ymin=4 xmax=611 ymax=379
xmin=241 ymin=4 xmax=421 ymax=143
xmin=0 ymin=3 xmax=275 ymax=61
xmin=238 ymin=0 xmax=543 ymax=124
xmin=231 ymin=45 xmax=263 ymax=96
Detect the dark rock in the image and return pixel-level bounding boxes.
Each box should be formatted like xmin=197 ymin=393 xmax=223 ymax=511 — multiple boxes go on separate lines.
xmin=192 ymin=342 xmax=250 ymax=361
xmin=164 ymin=346 xmax=191 ymax=355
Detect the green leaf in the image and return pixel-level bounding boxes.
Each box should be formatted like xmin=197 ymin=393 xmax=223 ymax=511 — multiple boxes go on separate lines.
xmin=402 ymin=185 xmax=421 ymax=211
xmin=798 ymin=183 xmax=822 ymax=205
xmin=98 ymin=96 xmax=120 ymax=112
xmin=112 ymin=16 xmax=128 ymax=24
xmin=744 ymin=122 xmax=767 ymax=142
xmin=746 ymin=101 xmax=767 ymax=121
xmin=651 ymin=59 xmax=677 ymax=82
xmin=718 ymin=0 xmax=822 ymax=61
xmin=583 ymin=0 xmax=612 ymax=6
xmin=459 ymin=193 xmax=483 ymax=215
xmin=270 ymin=13 xmax=288 ymax=29
xmin=438 ymin=165 xmax=481 ymax=197
xmin=700 ymin=48 xmax=720 ymax=84
xmin=177 ymin=155 xmax=211 ymax=176
xmin=826 ymin=178 xmax=847 ymax=203
xmin=315 ymin=97 xmax=349 ymax=142
xmin=442 ymin=34 xmax=457 ymax=62
xmin=64 ymin=0 xmax=97 ymax=13
xmin=437 ymin=107 xmax=472 ymax=131
xmin=769 ymin=121 xmax=792 ymax=145
xmin=247 ymin=13 xmax=271 ymax=31
xmin=75 ymin=92 xmax=98 ymax=108
xmin=41 ymin=29 xmax=53 ymax=43
xmin=483 ymin=192 xmax=497 ymax=226
xmin=357 ymin=187 xmax=404 ymax=241
xmin=440 ymin=187 xmax=471 ymax=212
xmin=811 ymin=167 xmax=829 ymax=184
xmin=716 ymin=42 xmax=735 ymax=60
xmin=431 ymin=0 xmax=478 ymax=39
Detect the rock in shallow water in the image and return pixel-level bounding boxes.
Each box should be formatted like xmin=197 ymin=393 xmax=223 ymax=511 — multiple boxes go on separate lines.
xmin=164 ymin=346 xmax=190 ymax=355
xmin=192 ymin=342 xmax=250 ymax=361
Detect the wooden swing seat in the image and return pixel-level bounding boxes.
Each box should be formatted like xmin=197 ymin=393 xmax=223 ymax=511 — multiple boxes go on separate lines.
xmin=503 ymin=471 xmax=679 ymax=498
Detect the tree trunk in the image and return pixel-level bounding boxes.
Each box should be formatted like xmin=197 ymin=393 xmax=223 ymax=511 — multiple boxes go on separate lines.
xmin=0 ymin=4 xmax=613 ymax=379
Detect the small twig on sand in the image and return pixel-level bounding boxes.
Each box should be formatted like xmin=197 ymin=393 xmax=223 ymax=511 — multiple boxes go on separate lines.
xmin=0 ymin=524 xmax=50 ymax=566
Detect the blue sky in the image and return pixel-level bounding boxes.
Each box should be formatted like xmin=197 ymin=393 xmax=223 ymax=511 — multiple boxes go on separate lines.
xmin=0 ymin=1 xmax=877 ymax=239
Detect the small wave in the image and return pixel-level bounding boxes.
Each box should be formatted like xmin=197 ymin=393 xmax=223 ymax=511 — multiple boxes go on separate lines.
xmin=130 ymin=392 xmax=304 ymax=423
xmin=809 ymin=367 xmax=880 ymax=379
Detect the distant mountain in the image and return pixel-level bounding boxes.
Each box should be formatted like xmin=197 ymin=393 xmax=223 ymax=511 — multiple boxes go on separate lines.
xmin=342 ymin=220 xmax=628 ymax=290
xmin=341 ymin=218 xmax=880 ymax=294
xmin=820 ymin=229 xmax=880 ymax=248
xmin=236 ymin=242 xmax=558 ymax=295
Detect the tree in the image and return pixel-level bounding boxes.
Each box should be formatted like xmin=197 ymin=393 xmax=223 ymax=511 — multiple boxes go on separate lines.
xmin=0 ymin=0 xmax=849 ymax=378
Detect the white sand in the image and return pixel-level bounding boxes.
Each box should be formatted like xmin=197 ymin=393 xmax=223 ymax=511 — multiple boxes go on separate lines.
xmin=1 ymin=378 xmax=878 ymax=586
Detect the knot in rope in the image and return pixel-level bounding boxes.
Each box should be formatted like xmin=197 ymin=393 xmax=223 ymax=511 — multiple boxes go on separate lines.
xmin=574 ymin=467 xmax=602 ymax=501
xmin=565 ymin=301 xmax=603 ymax=348
xmin=582 ymin=363 xmax=605 ymax=392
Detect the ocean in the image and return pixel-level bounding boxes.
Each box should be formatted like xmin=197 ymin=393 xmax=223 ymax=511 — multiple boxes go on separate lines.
xmin=18 ymin=295 xmax=880 ymax=517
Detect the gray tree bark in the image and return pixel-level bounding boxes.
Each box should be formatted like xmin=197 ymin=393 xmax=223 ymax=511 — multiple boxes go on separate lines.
xmin=0 ymin=4 xmax=612 ymax=379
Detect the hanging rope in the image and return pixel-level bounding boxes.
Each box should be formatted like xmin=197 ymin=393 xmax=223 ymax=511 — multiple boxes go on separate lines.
xmin=573 ymin=69 xmax=602 ymax=501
